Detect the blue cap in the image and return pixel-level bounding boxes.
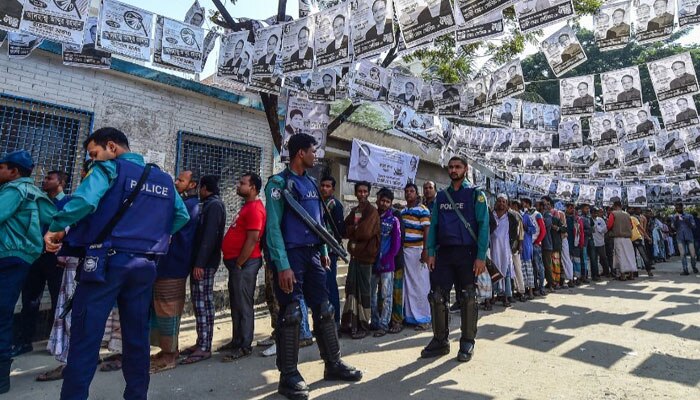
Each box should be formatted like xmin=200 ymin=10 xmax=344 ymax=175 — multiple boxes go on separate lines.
xmin=0 ymin=150 xmax=35 ymax=170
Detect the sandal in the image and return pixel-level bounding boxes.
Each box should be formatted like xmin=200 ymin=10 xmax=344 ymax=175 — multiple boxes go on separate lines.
xmin=216 ymin=341 xmax=235 ymax=352
xmin=149 ymin=361 xmax=177 ymax=374
xmin=37 ymin=365 xmax=65 ymax=381
xmin=373 ymin=329 xmax=387 ymax=338
xmin=99 ymin=359 xmax=122 ymax=372
xmin=179 ymin=351 xmax=211 ymax=365
xmin=388 ymin=323 xmax=404 ymax=334
xmin=414 ymin=323 xmax=430 ymax=331
xmin=179 ymin=345 xmax=199 ymax=357
xmin=351 ymin=331 xmax=367 ymax=340
xmin=221 ymin=348 xmax=252 ymax=362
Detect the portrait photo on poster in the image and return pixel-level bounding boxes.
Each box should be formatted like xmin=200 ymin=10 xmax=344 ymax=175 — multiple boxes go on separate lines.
xmin=388 ymin=73 xmax=423 ymax=108
xmin=218 ymin=31 xmax=253 ymax=85
xmin=647 ymin=52 xmax=700 ymax=101
xmin=281 ymin=17 xmax=315 ymax=75
xmin=603 ymin=185 xmax=623 ymax=206
xmin=515 ymin=0 xmax=577 ymax=33
xmin=350 ymin=0 xmax=395 ymax=59
xmin=253 ymin=25 xmax=283 ymax=78
xmin=634 ymin=0 xmax=675 ymax=44
xmin=541 ymin=25 xmax=587 ymax=77
xmin=594 ymin=1 xmax=631 ymax=51
xmin=558 ymin=116 xmax=583 ymax=150
xmin=63 ymin=16 xmax=112 ymax=69
xmin=678 ymin=0 xmax=700 ymax=27
xmin=560 ymin=75 xmax=596 ymax=116
xmin=314 ymin=2 xmax=351 ymax=67
xmin=659 ymin=94 xmax=700 ymax=131
xmin=601 ymin=66 xmax=643 ymax=112
xmin=395 ymin=0 xmax=456 ymax=48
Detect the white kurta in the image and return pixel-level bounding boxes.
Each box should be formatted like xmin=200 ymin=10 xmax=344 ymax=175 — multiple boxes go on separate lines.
xmin=614 ymin=237 xmax=637 ymax=273
xmin=490 ymin=212 xmax=515 ymax=278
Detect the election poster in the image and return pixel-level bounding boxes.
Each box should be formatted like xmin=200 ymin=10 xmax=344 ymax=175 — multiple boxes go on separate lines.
xmin=556 ymin=180 xmax=576 ymax=201
xmin=511 ymin=128 xmax=534 ymax=153
xmin=218 ymin=31 xmax=253 ymax=85
xmin=590 ymin=112 xmax=620 ymax=146
xmin=603 ymin=185 xmax=623 ymax=206
xmin=308 ymin=68 xmax=338 ymax=102
xmin=432 ymin=82 xmax=462 ymax=110
xmin=679 ymin=178 xmax=700 ymax=197
xmin=349 ymin=60 xmax=390 ymax=102
xmin=619 ymin=106 xmax=659 ymax=141
xmin=314 ymin=2 xmax=351 ymax=68
xmin=7 ymin=32 xmax=43 ymax=60
xmin=455 ymin=9 xmax=504 ymax=45
xmin=394 ymin=107 xmax=440 ymax=145
xmin=685 ymin=126 xmax=700 ymax=150
xmin=541 ymin=25 xmax=587 ymax=77
xmin=659 ymin=94 xmax=700 ymax=131
xmin=522 ymin=102 xmax=560 ymax=132
xmin=282 ymin=95 xmax=329 ymax=160
xmin=249 ymin=52 xmax=284 ymax=95
xmin=299 ymin=0 xmax=319 ymax=17
xmin=491 ymin=98 xmax=522 ymax=128
xmin=489 ymin=60 xmax=525 ymax=101
xmin=578 ymin=183 xmax=598 ymax=205
xmin=462 ymin=76 xmax=490 ymax=114
xmin=515 ymin=0 xmax=576 ymax=33
xmin=252 ymin=25 xmax=283 ymax=78
xmin=153 ymin=16 xmax=189 ymax=73
xmin=531 ymin=130 xmax=552 ymax=152
xmin=647 ymin=154 xmax=666 ymax=175
xmin=98 ymin=0 xmax=153 ymax=61
xmin=348 ymin=139 xmax=420 ymax=189
xmin=19 ymin=0 xmax=89 ymax=46
xmin=0 ymin=31 xmax=6 ymax=46
xmin=63 ymin=17 xmax=112 ymax=69
xmin=417 ymin=84 xmax=436 ymax=113
xmin=622 ymin=139 xmax=650 ymax=166
xmin=560 ymin=75 xmax=595 ymax=116
xmin=647 ymin=52 xmax=699 ymax=102
xmin=350 ymin=0 xmax=395 ymax=59
xmin=597 ymin=146 xmax=622 ymax=171
xmin=395 ymin=0 xmax=456 ymax=49
xmin=569 ymin=144 xmax=599 ymax=166
xmin=601 ymin=66 xmax=643 ymax=111
xmin=388 ymin=73 xmax=422 ymax=108
xmin=627 ymin=184 xmax=648 ymax=206
xmin=161 ymin=18 xmax=205 ymax=73
xmin=455 ymin=0 xmax=513 ymax=23
xmin=184 ymin=1 xmax=206 ymax=27
xmin=678 ymin=0 xmax=700 ymax=27
xmin=657 ymin=129 xmax=686 ymax=158
xmin=507 ymin=151 xmax=526 ymax=169
xmin=665 ymin=151 xmax=697 ymax=173
xmin=558 ymin=116 xmax=582 ymax=150
xmin=525 ymin=153 xmax=548 ymax=171
xmin=492 ymin=129 xmax=514 ymax=152
xmin=535 ymin=175 xmax=554 ymax=194
xmin=633 ymin=0 xmax=675 ymax=44
xmin=0 ymin=0 xmax=23 ymax=31
xmin=594 ymin=1 xmax=632 ymax=51
xmin=281 ymin=17 xmax=315 ymax=75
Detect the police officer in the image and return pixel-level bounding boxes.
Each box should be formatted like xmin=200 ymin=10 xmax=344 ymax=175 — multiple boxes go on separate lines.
xmin=265 ymin=133 xmax=361 ymax=400
xmin=422 ymin=155 xmax=489 ymax=362
xmin=44 ymin=128 xmax=190 ymax=400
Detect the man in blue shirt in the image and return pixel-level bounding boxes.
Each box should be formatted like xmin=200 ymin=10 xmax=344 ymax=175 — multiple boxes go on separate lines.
xmin=673 ymin=202 xmax=698 ymax=275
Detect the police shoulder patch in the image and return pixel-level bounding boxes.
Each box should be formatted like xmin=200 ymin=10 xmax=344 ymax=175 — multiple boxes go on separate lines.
xmin=271 ymin=187 xmax=281 ymax=200
xmin=477 ymin=192 xmax=486 ymax=203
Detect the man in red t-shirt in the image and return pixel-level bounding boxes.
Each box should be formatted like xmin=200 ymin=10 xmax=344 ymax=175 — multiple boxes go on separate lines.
xmin=220 ymin=172 xmax=266 ymax=360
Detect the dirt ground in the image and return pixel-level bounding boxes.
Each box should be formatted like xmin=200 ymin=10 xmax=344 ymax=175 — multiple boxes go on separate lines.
xmin=8 ymin=258 xmax=700 ymax=399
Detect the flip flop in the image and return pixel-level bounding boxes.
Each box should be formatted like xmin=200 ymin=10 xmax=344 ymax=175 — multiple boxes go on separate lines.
xmin=179 ymin=352 xmax=211 ymax=365
xmin=221 ymin=348 xmax=252 ymax=362
xmin=99 ymin=360 xmax=122 ymax=372
xmin=36 ymin=365 xmax=65 ymax=381
xmin=216 ymin=341 xmax=235 ymax=352
xmin=388 ymin=324 xmax=404 ymax=334
xmin=373 ymin=330 xmax=386 ymax=338
xmin=414 ymin=323 xmax=430 ymax=331
xmin=150 ymin=361 xmax=177 ymax=374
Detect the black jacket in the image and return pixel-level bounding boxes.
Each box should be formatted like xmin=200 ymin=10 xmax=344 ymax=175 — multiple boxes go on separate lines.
xmin=193 ymin=194 xmax=227 ymax=269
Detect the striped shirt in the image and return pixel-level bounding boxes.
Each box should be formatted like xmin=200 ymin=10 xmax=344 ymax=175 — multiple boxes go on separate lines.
xmin=401 ymin=204 xmax=431 ymax=247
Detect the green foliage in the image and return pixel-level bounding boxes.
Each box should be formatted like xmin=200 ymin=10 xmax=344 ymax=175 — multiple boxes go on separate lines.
xmin=330 ymin=99 xmax=394 ymax=131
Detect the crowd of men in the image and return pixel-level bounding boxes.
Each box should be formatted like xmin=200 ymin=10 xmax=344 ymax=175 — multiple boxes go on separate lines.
xmin=1 ymin=130 xmax=697 ymax=400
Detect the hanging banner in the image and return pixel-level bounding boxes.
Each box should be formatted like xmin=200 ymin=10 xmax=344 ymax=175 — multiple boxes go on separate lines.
xmin=634 ymin=0 xmax=675 ymax=44
xmin=601 ymin=66 xmax=643 ymax=111
xmin=393 ymin=107 xmax=440 ymax=146
xmin=0 ymin=0 xmax=23 ymax=32
xmin=570 ymin=144 xmax=599 ymax=166
xmin=679 ymin=178 xmax=700 ymax=197
xmin=590 ymin=112 xmax=620 ymax=146
xmin=19 ymin=0 xmax=89 ymax=46
xmin=525 ymin=153 xmax=548 ymax=171
xmin=597 ymin=146 xmax=622 ymax=171
xmin=200 ymin=30 xmax=218 ymax=68
xmin=431 ymin=82 xmax=461 ymax=110
xmin=7 ymin=32 xmax=43 ymax=59
xmin=281 ymin=17 xmax=315 ymax=75
xmin=558 ymin=116 xmax=582 ymax=150
xmin=627 ymin=184 xmax=648 ymax=206
xmin=541 ymin=25 xmax=587 ymax=77
xmin=678 ymin=0 xmax=700 ymax=27
xmin=388 ymin=73 xmax=422 ymax=108
xmin=515 ymin=0 xmax=576 ymax=33
xmin=462 ymin=76 xmax=490 ymax=114
xmin=63 ymin=16 xmax=112 ymax=69
xmin=578 ymin=184 xmax=598 ymax=204
xmin=308 ymin=68 xmax=338 ymax=102
xmin=647 ymin=52 xmax=699 ymax=102
xmin=349 ymin=139 xmax=420 ymax=189
xmin=455 ymin=9 xmax=504 ymax=45
xmin=395 ymin=0 xmax=456 ymax=49
xmin=491 ymin=98 xmax=522 ymax=129
xmin=660 ymin=94 xmax=700 ymax=131
xmin=492 ymin=129 xmax=513 ymax=152
xmin=160 ymin=17 xmax=205 ymax=73
xmin=98 ymin=0 xmax=153 ymax=61
xmin=657 ymin=130 xmax=687 ymax=158
xmin=594 ymin=1 xmax=632 ymax=51
xmin=603 ymin=185 xmax=623 ymax=206
xmin=551 ymin=150 xmax=570 ymax=171
xmin=218 ymin=31 xmax=253 ymax=85
xmin=314 ymin=2 xmax=351 ymax=68
xmin=351 ymin=0 xmax=395 ymax=59
xmin=184 ymin=0 xmax=206 ymax=26
xmin=488 ymin=59 xmax=525 ymax=102
xmin=282 ymin=95 xmax=329 ymax=160
xmin=349 ymin=60 xmax=390 ymax=102
xmin=560 ymin=75 xmax=595 ymax=116
xmin=253 ymin=24 xmax=283 ymax=78
xmin=455 ymin=0 xmax=513 ymax=23
xmin=511 ymin=128 xmax=534 ymax=154
xmin=522 ymin=102 xmax=560 ymax=132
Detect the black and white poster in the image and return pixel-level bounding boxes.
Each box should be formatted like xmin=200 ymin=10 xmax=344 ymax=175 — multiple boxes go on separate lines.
xmin=558 ymin=116 xmax=582 ymax=150
xmin=455 ymin=9 xmax=504 ymax=45
xmin=536 ymin=175 xmax=554 ymax=194
xmin=525 ymin=153 xmax=548 ymax=171
xmin=63 ymin=17 xmax=112 ymax=70
xmin=161 ymin=18 xmax=205 ymax=73
xmin=349 ymin=60 xmax=390 ymax=102
xmin=620 ymin=107 xmax=660 ymax=141
xmin=531 ymin=130 xmax=552 ymax=152
xmin=627 ymin=184 xmax=648 ymax=206
xmin=657 ymin=129 xmax=686 ymax=158
xmin=488 ymin=60 xmax=525 ymax=101
xmin=491 ymin=98 xmax=522 ymax=128
xmin=515 ymin=0 xmax=576 ymax=33
xmin=0 ymin=0 xmax=23 ymax=32
xmin=597 ymin=146 xmax=622 ymax=171
xmin=685 ymin=126 xmax=700 ymax=150
xmin=603 ymin=185 xmax=623 ymax=205
xmin=665 ymin=151 xmax=697 ymax=173
xmin=7 ymin=32 xmax=43 ymax=60
xmin=522 ymin=102 xmax=560 ymax=132
xmin=349 ymin=139 xmax=420 ymax=189
xmin=184 ymin=1 xmax=206 ymax=27
xmin=560 ymin=75 xmax=595 ymax=116
xmin=218 ymin=31 xmax=253 ymax=85
xmin=601 ymin=66 xmax=643 ymax=111
xmin=578 ymin=184 xmax=598 ymax=204
xmin=417 ymin=84 xmax=436 ymax=113
xmin=679 ymin=178 xmax=700 ymax=196
xmin=541 ymin=25 xmax=587 ymax=77
xmin=622 ymin=139 xmax=650 ymax=165
xmin=570 ymin=144 xmax=599 ymax=166
xmin=19 ymin=0 xmax=89 ymax=46
xmin=455 ymin=0 xmax=513 ymax=23
xmin=556 ymin=180 xmax=575 ymax=201
xmin=98 ymin=0 xmax=153 ymax=61
xmin=678 ymin=0 xmax=700 ymax=27
xmin=395 ymin=0 xmax=456 ymax=48
xmin=594 ymin=1 xmax=632 ymax=51
xmin=282 ymin=17 xmax=315 ymax=75
xmin=511 ymin=128 xmax=534 ymax=154
xmin=314 ymin=2 xmax=351 ymax=67
xmin=299 ymin=0 xmax=319 ymax=18
xmin=394 ymin=107 xmax=439 ymax=145
xmin=308 ymin=68 xmax=338 ymax=102
xmin=648 ymin=52 xmax=699 ymax=102
xmin=660 ymin=94 xmax=700 ymax=131
xmin=253 ymin=25 xmax=283 ymax=78
xmin=351 ymin=0 xmax=395 ymax=59
xmin=282 ymin=95 xmax=329 ymax=160
xmin=634 ymin=0 xmax=675 ymax=44
xmin=590 ymin=112 xmax=620 ymax=146
xmin=388 ymin=73 xmax=422 ymax=108
xmin=492 ymin=129 xmax=513 ymax=152
xmin=462 ymin=76 xmax=490 ymax=114
xmin=432 ymin=81 xmax=461 ymax=110
xmin=647 ymin=154 xmax=666 ymax=174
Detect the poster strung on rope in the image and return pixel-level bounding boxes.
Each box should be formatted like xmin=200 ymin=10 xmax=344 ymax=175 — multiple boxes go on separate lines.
xmin=462 ymin=76 xmax=490 ymax=115
xmin=314 ymin=2 xmax=351 ymax=68
xmin=388 ymin=73 xmax=422 ymax=108
xmin=541 ymin=25 xmax=587 ymax=77
xmin=308 ymin=68 xmax=338 ymax=102
xmin=659 ymin=94 xmax=700 ymax=131
xmin=455 ymin=8 xmax=504 ymax=45
xmin=350 ymin=0 xmax=395 ymax=59
xmin=160 ymin=18 xmax=205 ymax=73
xmin=506 ymin=151 xmax=525 ymax=169
xmin=531 ymin=130 xmax=552 ymax=152
xmin=349 ymin=60 xmax=390 ymax=102
xmin=98 ymin=0 xmax=153 ymax=61
xmin=19 ymin=0 xmax=89 ymax=46
xmin=647 ymin=52 xmax=699 ymax=102
xmin=511 ymin=128 xmax=534 ymax=154
xmin=218 ymin=31 xmax=253 ymax=85
xmin=7 ymin=32 xmax=43 ymax=60
xmin=590 ymin=112 xmax=620 ymax=146
xmin=455 ymin=0 xmax=513 ymax=23
xmin=601 ymin=66 xmax=643 ymax=112
xmin=522 ymin=102 xmax=560 ymax=132
xmin=299 ymin=0 xmax=319 ymax=17
xmin=348 ymin=139 xmax=420 ymax=189
xmin=281 ymin=17 xmax=315 ymax=75
xmin=535 ymin=175 xmax=554 ymax=194
xmin=594 ymin=1 xmax=632 ymax=51
xmin=63 ymin=16 xmax=112 ymax=69
xmin=153 ymin=16 xmax=187 ymax=73
xmin=282 ymin=95 xmax=329 ymax=161
xmin=622 ymin=139 xmax=650 ymax=166
xmin=558 ymin=116 xmax=582 ymax=150
xmin=393 ymin=107 xmax=440 ymax=146
xmin=603 ymin=185 xmax=623 ymax=206
xmin=678 ymin=0 xmax=700 ymax=27
xmin=684 ymin=126 xmax=700 ymax=150
xmin=252 ymin=24 xmax=283 ymax=78
xmin=550 ymin=149 xmax=570 ymax=171
xmin=525 ymin=153 xmax=548 ymax=171
xmin=577 ymin=183 xmax=598 ymax=205
xmin=431 ymin=81 xmax=462 ymax=110
xmin=560 ymin=75 xmax=595 ymax=116
xmin=488 ymin=59 xmax=525 ymax=102
xmin=491 ymin=98 xmax=522 ymax=128
xmin=249 ymin=55 xmax=284 ymax=95
xmin=597 ymin=145 xmax=622 ymax=171
xmin=633 ymin=0 xmax=675 ymax=44
xmin=492 ymin=128 xmax=514 ymax=152
xmin=515 ymin=0 xmax=576 ymax=33
xmin=656 ymin=129 xmax=686 ymax=158
xmin=679 ymin=178 xmax=700 ymax=197
xmin=556 ymin=180 xmax=576 ymax=201
xmin=184 ymin=0 xmax=205 ymax=26
xmin=647 ymin=154 xmax=666 ymax=175
xmin=569 ymin=144 xmax=598 ymax=166
xmin=619 ymin=106 xmax=660 ymax=141
xmin=627 ymin=184 xmax=648 ymax=206
xmin=664 ymin=151 xmax=697 ymax=173
xmin=395 ymin=0 xmax=456 ymax=49
xmin=0 ymin=0 xmax=23 ymax=32
xmin=417 ymin=83 xmax=436 ymax=113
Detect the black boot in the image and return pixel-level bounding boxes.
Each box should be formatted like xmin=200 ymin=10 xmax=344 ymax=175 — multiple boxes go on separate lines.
xmin=457 ymin=285 xmax=478 ymax=363
xmin=421 ymin=289 xmax=450 ymax=358
xmin=314 ymin=301 xmax=362 ymax=382
xmin=0 ymin=358 xmax=11 ymax=394
xmin=276 ymin=302 xmax=308 ymax=400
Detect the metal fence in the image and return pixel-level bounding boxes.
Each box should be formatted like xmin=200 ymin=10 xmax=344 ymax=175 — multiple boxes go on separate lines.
xmin=0 ymin=94 xmax=93 ymax=192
